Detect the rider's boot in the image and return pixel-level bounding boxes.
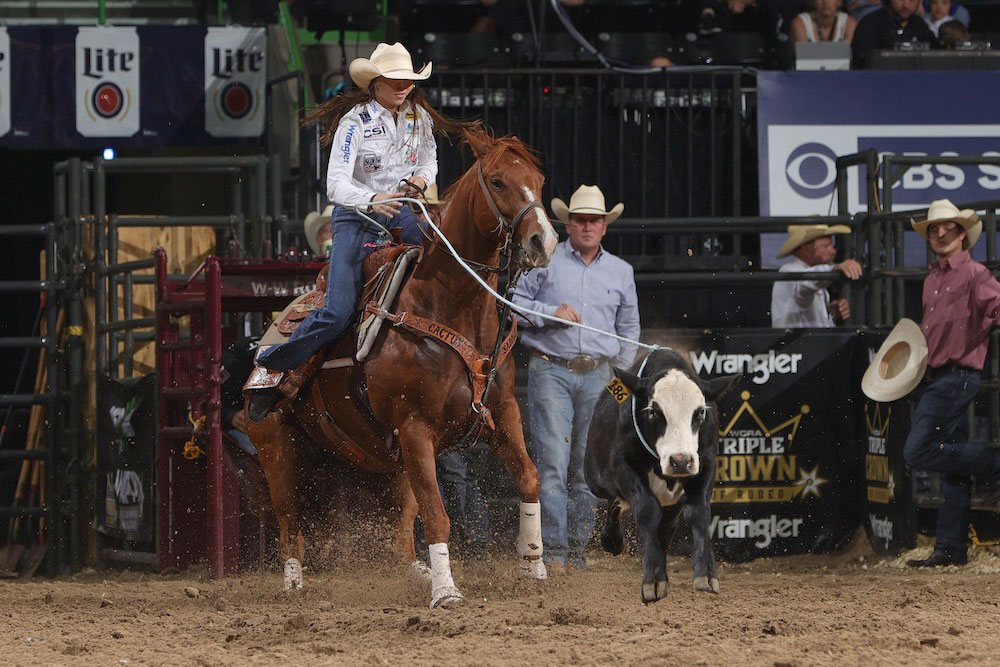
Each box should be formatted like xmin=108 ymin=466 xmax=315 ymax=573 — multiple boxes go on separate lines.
xmin=246 ymin=353 xmax=323 ymax=422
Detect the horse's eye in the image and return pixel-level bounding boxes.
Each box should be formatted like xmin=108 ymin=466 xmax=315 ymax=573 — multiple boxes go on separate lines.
xmin=490 ymin=177 xmax=505 ymax=189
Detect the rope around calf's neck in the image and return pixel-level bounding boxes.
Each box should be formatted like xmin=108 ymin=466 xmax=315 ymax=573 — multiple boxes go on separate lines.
xmin=353 ymin=197 xmax=659 ymax=353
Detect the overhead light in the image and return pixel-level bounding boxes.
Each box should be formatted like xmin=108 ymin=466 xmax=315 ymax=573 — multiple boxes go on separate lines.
xmin=102 ymin=147 xmax=116 ymax=160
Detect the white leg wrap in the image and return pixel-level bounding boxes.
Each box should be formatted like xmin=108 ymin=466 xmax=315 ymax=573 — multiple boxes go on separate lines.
xmin=428 ymin=543 xmax=463 ymax=608
xmin=516 ymin=502 xmax=547 ymax=580
xmin=283 ymin=558 xmax=303 ymax=592
xmin=409 ymin=559 xmax=432 ymax=582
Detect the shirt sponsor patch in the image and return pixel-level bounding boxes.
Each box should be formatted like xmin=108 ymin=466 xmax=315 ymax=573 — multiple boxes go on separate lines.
xmin=406 ymin=151 xmax=418 ymax=165
xmin=364 ymin=124 xmax=386 ymax=138
xmin=359 ymin=109 xmax=371 ymax=123
xmin=341 ymin=125 xmax=356 ymax=163
xmin=362 ymin=153 xmax=382 ymax=173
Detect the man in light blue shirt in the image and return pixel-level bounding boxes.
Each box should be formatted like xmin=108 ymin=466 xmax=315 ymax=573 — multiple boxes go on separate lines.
xmin=512 ymin=184 xmax=640 ymax=573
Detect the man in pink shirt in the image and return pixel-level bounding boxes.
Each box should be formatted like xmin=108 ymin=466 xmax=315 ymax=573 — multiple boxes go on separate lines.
xmin=904 ymin=199 xmax=1000 ymax=567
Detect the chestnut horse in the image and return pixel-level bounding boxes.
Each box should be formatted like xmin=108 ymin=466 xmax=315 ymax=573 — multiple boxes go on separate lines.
xmin=246 ymin=128 xmax=558 ymax=607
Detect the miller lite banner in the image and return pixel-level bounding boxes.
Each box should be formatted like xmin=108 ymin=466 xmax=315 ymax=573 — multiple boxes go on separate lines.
xmin=204 ymin=27 xmax=266 ymax=138
xmin=0 ymin=28 xmax=9 ymax=138
xmin=75 ymin=27 xmax=140 ymax=137
xmin=757 ymin=71 xmax=1000 ymax=265
xmin=0 ymin=26 xmax=265 ymax=148
xmin=670 ymin=329 xmax=864 ymax=562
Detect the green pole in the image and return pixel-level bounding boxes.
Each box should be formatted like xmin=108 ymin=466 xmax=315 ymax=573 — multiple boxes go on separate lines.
xmin=98 ymin=0 xmax=106 ymax=25
xmin=278 ymin=1 xmax=312 ymax=108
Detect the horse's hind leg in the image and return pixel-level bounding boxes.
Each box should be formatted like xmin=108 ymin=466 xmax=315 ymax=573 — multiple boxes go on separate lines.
xmin=397 ymin=417 xmax=462 ymax=608
xmin=390 ymin=472 xmax=430 ymax=581
xmin=248 ymin=415 xmax=306 ymax=591
xmin=489 ymin=397 xmax=547 ymax=580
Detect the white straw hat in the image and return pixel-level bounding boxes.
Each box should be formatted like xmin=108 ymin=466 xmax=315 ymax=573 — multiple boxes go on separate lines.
xmin=861 ymin=318 xmax=929 ymax=403
xmin=349 ymin=42 xmax=432 ymax=89
xmin=911 ymin=199 xmax=981 ymax=249
xmin=775 ymin=224 xmax=851 ymax=259
xmin=303 ymin=205 xmax=333 ymax=255
xmin=551 ymin=184 xmax=624 ymax=224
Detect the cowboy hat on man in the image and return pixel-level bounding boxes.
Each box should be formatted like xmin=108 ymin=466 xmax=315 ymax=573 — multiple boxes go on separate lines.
xmin=911 ymin=199 xmax=982 ymax=249
xmin=349 ymin=42 xmax=432 ymax=89
xmin=551 ymin=185 xmax=624 ymax=224
xmin=775 ymin=224 xmax=851 ymax=259
xmin=303 ymin=205 xmax=334 ymax=256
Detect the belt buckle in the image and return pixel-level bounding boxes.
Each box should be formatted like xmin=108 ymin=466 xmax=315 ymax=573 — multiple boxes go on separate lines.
xmin=568 ymin=355 xmax=598 ymax=373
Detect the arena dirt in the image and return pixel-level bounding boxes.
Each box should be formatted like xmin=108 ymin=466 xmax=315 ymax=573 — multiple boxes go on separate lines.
xmin=4 ymin=535 xmax=1000 ymax=666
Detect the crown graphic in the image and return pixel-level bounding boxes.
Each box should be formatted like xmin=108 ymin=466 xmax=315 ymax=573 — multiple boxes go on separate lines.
xmin=719 ymin=390 xmax=810 ymax=443
xmin=864 ymin=403 xmax=891 ymax=437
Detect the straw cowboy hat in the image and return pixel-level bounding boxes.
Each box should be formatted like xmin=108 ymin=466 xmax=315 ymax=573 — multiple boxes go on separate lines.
xmin=348 ymin=42 xmax=432 ymax=90
xmin=775 ymin=224 xmax=851 ymax=259
xmin=303 ymin=205 xmax=333 ymax=255
xmin=861 ymin=318 xmax=929 ymax=403
xmin=911 ymin=199 xmax=981 ymax=249
xmin=551 ymin=185 xmax=624 ymax=224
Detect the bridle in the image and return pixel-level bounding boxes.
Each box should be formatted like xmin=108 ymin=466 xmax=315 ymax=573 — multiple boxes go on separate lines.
xmin=475 ymin=162 xmax=546 ymax=259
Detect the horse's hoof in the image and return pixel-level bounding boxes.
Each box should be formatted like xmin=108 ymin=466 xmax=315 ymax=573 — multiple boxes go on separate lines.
xmin=518 ymin=556 xmax=548 ymax=580
xmin=693 ymin=576 xmax=721 ymax=594
xmin=283 ymin=558 xmax=304 ymax=592
xmin=409 ymin=560 xmax=432 ymax=583
xmin=641 ymin=580 xmax=667 ymax=604
xmin=430 ymin=586 xmax=464 ymax=609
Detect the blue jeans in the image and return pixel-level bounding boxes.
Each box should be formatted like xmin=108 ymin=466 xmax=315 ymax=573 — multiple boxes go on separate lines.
xmin=257 ymin=205 xmax=423 ymax=371
xmin=903 ymin=370 xmax=1000 ymax=557
xmin=527 ymin=355 xmax=609 ymax=565
xmin=437 ymin=448 xmax=490 ymax=553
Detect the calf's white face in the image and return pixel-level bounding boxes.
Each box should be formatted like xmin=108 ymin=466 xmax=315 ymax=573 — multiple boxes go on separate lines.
xmin=644 ymin=369 xmax=707 ymax=477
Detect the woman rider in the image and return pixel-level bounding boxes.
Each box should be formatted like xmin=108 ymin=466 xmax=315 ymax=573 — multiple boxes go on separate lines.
xmin=248 ymin=42 xmax=470 ymax=419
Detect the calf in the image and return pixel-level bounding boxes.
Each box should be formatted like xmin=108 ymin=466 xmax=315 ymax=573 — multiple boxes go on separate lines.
xmin=584 ymin=347 xmax=740 ymax=603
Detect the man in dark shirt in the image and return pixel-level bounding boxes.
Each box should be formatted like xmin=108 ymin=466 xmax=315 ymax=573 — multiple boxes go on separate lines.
xmin=851 ymin=0 xmax=938 ymax=68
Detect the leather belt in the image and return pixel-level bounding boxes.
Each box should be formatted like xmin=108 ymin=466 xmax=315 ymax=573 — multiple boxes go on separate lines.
xmin=531 ymin=350 xmax=606 ymax=374
xmin=925 ymin=362 xmax=979 ymax=380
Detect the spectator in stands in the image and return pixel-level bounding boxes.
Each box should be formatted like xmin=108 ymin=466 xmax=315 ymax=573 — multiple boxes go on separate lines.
xmin=771 ymin=224 xmax=863 ymax=328
xmin=851 ymin=0 xmax=938 ymax=69
xmin=938 ymin=19 xmax=970 ymax=47
xmin=904 ymin=200 xmax=1000 ymax=567
xmin=791 ymin=0 xmax=858 ymax=42
xmin=923 ymin=0 xmax=971 ymax=32
xmin=248 ymin=43 xmax=471 ymax=420
xmin=512 ymin=184 xmax=640 ymax=574
xmin=698 ymin=0 xmax=783 ymax=37
xmin=303 ymin=205 xmax=333 ymax=258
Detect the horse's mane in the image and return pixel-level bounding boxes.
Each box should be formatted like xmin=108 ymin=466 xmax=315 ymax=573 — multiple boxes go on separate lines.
xmin=441 ymin=128 xmax=542 ymax=206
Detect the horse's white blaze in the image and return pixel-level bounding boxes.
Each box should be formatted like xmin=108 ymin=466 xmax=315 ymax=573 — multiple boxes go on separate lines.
xmin=521 ymin=185 xmax=558 ymax=256
xmin=649 ymin=369 xmax=705 ymax=477
xmin=646 ymin=470 xmax=686 ymax=506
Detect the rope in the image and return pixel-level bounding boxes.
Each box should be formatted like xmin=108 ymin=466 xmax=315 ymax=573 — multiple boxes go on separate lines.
xmin=353 ymin=198 xmax=659 ymax=352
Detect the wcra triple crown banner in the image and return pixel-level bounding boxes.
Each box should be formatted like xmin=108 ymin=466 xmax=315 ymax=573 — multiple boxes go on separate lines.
xmin=675 ymin=330 xmax=864 ymax=562
xmin=0 ymin=25 xmax=266 ymax=147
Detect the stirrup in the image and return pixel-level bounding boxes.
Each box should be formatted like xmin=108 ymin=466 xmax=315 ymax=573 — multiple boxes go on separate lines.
xmin=247 ymin=388 xmax=280 ymax=423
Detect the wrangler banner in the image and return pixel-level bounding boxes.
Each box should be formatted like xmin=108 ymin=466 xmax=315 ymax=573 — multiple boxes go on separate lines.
xmin=669 ymin=329 xmax=864 ymax=562
xmin=857 ymin=331 xmax=916 ymax=556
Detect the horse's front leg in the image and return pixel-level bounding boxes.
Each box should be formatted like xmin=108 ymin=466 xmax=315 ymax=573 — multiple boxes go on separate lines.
xmin=489 ymin=396 xmax=547 ymax=580
xmin=390 ymin=471 xmax=431 ymax=582
xmin=396 ymin=415 xmax=463 ymax=608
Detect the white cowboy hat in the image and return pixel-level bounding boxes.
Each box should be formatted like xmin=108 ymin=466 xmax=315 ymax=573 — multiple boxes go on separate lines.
xmin=861 ymin=318 xmax=929 ymax=403
xmin=303 ymin=204 xmax=333 ymax=255
xmin=911 ymin=199 xmax=981 ymax=249
xmin=775 ymin=224 xmax=851 ymax=259
xmin=348 ymin=42 xmax=432 ymax=90
xmin=551 ymin=185 xmax=624 ymax=224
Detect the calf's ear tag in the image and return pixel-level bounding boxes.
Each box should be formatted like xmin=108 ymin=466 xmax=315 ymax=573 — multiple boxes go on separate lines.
xmin=606 ymin=376 xmax=631 ymax=404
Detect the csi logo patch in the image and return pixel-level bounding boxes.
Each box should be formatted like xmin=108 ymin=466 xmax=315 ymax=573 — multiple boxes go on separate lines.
xmin=784 ymin=142 xmax=838 ymax=199
xmin=362 ymin=153 xmax=382 ymax=173
xmin=363 ymin=124 xmax=386 ymax=138
xmin=92 ymin=81 xmax=125 ymax=118
xmin=220 ymin=81 xmax=252 ymax=119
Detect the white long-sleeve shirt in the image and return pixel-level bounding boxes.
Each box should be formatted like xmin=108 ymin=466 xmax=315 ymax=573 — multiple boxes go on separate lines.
xmin=770 ymin=257 xmax=835 ymax=328
xmin=325 ymin=99 xmax=438 ymax=208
